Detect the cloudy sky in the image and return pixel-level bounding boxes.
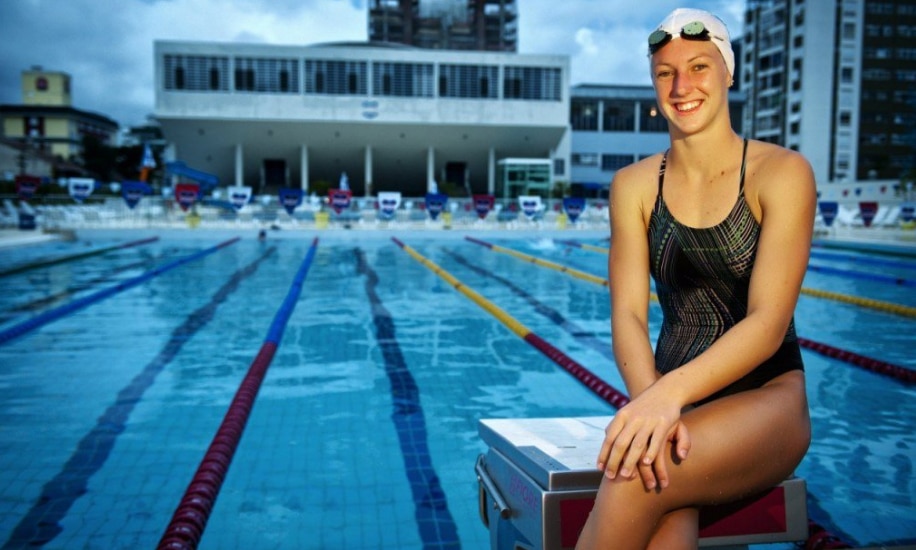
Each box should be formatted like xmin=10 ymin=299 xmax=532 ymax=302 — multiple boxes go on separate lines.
xmin=0 ymin=0 xmax=744 ymax=129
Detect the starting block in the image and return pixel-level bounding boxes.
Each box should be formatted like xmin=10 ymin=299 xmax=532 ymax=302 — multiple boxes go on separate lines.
xmin=476 ymin=417 xmax=808 ymax=550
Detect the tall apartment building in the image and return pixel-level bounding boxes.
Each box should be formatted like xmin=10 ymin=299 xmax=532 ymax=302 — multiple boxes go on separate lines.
xmin=368 ymin=0 xmax=517 ymax=52
xmin=742 ymin=0 xmax=916 ymax=184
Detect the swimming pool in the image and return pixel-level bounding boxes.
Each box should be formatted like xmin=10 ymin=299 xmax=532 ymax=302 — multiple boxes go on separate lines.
xmin=0 ymin=229 xmax=913 ymax=549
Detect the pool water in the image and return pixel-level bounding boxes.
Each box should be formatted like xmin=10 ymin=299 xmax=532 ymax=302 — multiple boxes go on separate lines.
xmin=0 ymin=229 xmax=913 ymax=549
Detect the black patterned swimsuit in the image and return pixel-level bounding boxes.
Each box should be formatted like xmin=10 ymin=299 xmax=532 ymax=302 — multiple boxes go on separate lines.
xmin=648 ymin=139 xmax=804 ymax=405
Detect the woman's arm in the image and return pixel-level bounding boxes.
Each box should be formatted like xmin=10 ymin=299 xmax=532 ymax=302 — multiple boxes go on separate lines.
xmin=608 ymin=163 xmax=658 ymax=398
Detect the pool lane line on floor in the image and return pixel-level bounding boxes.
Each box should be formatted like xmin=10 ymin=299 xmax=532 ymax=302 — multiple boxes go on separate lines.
xmin=0 ymin=255 xmax=161 ymax=324
xmin=0 ymin=236 xmax=159 ymax=279
xmin=444 ymin=249 xmax=614 ymax=362
xmin=555 ymin=238 xmax=916 ymax=316
xmin=1 ymin=246 xmax=277 ymax=550
xmin=393 ymin=237 xmax=629 ymax=410
xmin=0 ymin=237 xmax=240 ymax=346
xmin=355 ymin=246 xmax=461 ymax=550
xmin=466 ymin=237 xmax=915 ymax=384
xmin=158 ymin=238 xmax=318 ymax=550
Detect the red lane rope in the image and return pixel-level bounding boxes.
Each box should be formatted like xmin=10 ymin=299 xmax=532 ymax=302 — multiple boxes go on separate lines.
xmin=157 ymin=239 xmax=319 ymax=549
xmin=798 ymin=337 xmax=915 ymax=384
xmin=524 ymin=333 xmax=630 ymax=409
xmin=157 ymin=343 xmax=278 ymax=549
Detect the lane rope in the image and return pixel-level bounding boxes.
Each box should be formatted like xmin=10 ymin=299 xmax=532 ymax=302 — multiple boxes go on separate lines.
xmin=0 ymin=238 xmax=240 ymax=346
xmin=393 ymin=237 xmax=629 ymax=410
xmin=555 ymin=238 xmax=916 ymax=318
xmin=158 ymin=237 xmax=320 ymax=550
xmin=0 ymin=236 xmax=159 ymax=278
xmin=467 ymin=238 xmax=914 ymax=383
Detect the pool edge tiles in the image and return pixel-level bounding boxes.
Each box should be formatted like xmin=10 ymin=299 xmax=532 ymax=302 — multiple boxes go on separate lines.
xmin=356 ymin=248 xmax=461 ymax=549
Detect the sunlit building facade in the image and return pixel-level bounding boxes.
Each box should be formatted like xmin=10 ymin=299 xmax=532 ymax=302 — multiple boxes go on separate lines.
xmin=154 ymin=40 xmax=569 ymax=197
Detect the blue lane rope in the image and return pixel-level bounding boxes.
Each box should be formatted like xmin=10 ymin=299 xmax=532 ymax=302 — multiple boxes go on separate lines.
xmin=809 ymin=249 xmax=916 ymax=271
xmin=806 ymin=263 xmax=916 ymax=287
xmin=1 ymin=246 xmax=275 ymax=549
xmin=0 ymin=238 xmax=240 ymax=346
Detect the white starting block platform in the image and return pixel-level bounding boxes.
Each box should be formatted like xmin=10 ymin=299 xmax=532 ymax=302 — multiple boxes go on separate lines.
xmin=476 ymin=416 xmax=808 ymax=550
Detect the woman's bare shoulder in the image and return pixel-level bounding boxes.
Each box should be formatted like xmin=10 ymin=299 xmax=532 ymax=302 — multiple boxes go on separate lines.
xmin=747 ymin=140 xmax=814 ymax=181
xmin=613 ymin=152 xmax=665 ymax=191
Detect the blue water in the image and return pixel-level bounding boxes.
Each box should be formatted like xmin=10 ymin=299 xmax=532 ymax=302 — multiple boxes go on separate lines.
xmin=0 ymin=229 xmax=913 ymax=549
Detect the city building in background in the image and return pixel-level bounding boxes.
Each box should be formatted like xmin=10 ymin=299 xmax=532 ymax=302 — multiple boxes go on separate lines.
xmin=567 ymin=84 xmax=747 ymax=198
xmin=0 ymin=67 xmax=118 ymax=166
xmin=742 ymin=0 xmax=916 ymax=184
xmin=154 ymin=40 xmax=568 ymax=197
xmin=368 ymin=0 xmax=517 ymax=52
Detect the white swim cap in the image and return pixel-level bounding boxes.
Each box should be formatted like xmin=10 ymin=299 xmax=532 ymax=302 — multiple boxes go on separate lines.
xmin=648 ymin=8 xmax=735 ymax=77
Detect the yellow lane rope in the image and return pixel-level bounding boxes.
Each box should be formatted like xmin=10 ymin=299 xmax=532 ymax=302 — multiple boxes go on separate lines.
xmin=474 ymin=237 xmax=916 ymax=319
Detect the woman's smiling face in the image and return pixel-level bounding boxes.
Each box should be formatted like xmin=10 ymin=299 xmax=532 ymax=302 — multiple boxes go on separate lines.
xmin=650 ymin=37 xmax=732 ymax=135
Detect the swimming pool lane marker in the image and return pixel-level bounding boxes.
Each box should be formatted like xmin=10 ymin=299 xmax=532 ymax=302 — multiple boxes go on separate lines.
xmin=555 ymin=237 xmax=916 ymax=317
xmin=0 ymin=236 xmax=159 ymax=278
xmin=355 ymin=247 xmax=461 ymax=549
xmin=392 ymin=237 xmax=630 ymax=410
xmin=0 ymin=237 xmax=240 ymax=346
xmin=158 ymin=238 xmax=319 ymax=550
xmin=444 ymin=249 xmax=614 ymax=362
xmin=1 ymin=246 xmax=277 ymax=550
xmin=467 ymin=237 xmax=915 ymax=385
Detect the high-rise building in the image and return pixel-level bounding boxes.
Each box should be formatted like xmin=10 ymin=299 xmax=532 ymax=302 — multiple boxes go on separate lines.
xmin=742 ymin=0 xmax=916 ymax=184
xmin=368 ymin=0 xmax=517 ymax=52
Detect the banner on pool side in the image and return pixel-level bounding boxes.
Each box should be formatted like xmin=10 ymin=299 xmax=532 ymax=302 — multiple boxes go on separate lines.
xmin=859 ymin=201 xmax=878 ymax=227
xmin=175 ymin=183 xmax=200 ymax=212
xmin=68 ymin=178 xmax=96 ymax=203
xmin=121 ymin=180 xmax=152 ymax=209
xmin=278 ymin=187 xmax=303 ymax=215
xmin=563 ymin=197 xmax=586 ymax=223
xmin=425 ymin=192 xmax=448 ymax=220
xmin=818 ymin=201 xmax=839 ymax=227
xmin=15 ymin=174 xmax=41 ymax=201
xmin=227 ymin=185 xmax=252 ymax=211
xmin=473 ymin=194 xmax=495 ymax=220
xmin=328 ymin=188 xmax=352 ymax=214
xmin=519 ymin=195 xmax=542 ymax=220
xmin=900 ymin=203 xmax=914 ymax=223
xmin=378 ymin=191 xmax=401 ymax=220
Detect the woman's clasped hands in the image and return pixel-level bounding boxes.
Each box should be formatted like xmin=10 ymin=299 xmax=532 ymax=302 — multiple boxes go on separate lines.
xmin=596 ymin=387 xmax=692 ymax=491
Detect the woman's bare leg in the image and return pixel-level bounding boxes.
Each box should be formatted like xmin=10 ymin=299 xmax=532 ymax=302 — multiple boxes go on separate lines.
xmin=576 ymin=371 xmax=810 ymax=550
xmin=647 ymin=508 xmax=699 ymax=550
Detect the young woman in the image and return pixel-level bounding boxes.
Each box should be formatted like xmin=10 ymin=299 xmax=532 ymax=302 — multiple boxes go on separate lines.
xmin=576 ymin=8 xmax=814 ymax=549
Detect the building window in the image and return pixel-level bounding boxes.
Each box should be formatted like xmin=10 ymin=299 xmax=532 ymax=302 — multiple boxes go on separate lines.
xmin=602 ymin=100 xmax=635 ymax=132
xmin=438 ymin=64 xmax=498 ymax=99
xmin=639 ymin=101 xmax=668 ymax=132
xmin=305 ymin=59 xmax=367 ymax=95
xmin=841 ymin=67 xmax=853 ymax=83
xmin=571 ymin=99 xmax=599 ymax=130
xmin=503 ymin=66 xmax=561 ymax=101
xmin=601 ymin=154 xmax=634 ymax=171
xmin=571 ymin=153 xmax=599 ymax=167
xmin=372 ymin=62 xmax=434 ymax=97
xmin=164 ymin=55 xmax=230 ymax=92
xmin=234 ymin=57 xmax=300 ymax=93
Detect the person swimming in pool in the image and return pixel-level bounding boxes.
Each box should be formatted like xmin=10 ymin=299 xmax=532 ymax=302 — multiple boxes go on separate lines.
xmin=576 ymin=8 xmax=814 ymax=549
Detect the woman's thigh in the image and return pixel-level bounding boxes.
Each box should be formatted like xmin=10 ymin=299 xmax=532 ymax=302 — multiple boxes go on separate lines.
xmin=672 ymin=370 xmax=811 ymax=505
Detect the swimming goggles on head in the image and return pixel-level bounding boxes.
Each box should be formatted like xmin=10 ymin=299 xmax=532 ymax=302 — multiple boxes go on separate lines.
xmin=648 ymin=21 xmax=719 ymax=54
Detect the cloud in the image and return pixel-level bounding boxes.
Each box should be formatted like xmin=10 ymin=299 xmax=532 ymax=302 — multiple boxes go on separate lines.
xmin=0 ymin=0 xmax=744 ymax=129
